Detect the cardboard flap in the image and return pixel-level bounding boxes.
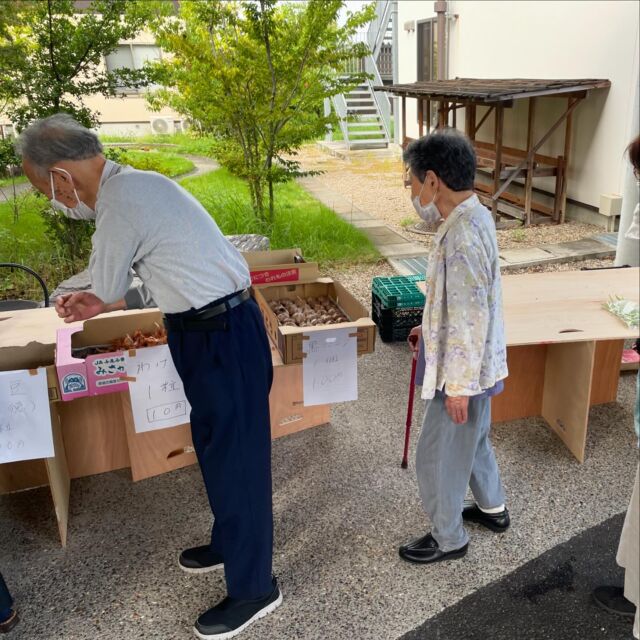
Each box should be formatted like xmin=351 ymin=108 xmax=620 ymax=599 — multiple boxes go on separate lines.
xmin=55 ymin=327 xmax=85 ymax=366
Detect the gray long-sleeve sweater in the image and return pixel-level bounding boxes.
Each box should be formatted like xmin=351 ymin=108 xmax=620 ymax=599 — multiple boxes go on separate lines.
xmin=88 ymin=161 xmax=250 ymax=313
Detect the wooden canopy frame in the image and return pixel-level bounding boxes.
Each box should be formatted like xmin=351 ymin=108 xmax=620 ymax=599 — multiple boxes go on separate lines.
xmin=379 ymin=78 xmax=611 ymax=226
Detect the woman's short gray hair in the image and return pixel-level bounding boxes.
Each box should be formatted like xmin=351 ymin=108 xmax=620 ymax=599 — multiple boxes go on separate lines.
xmin=403 ymin=128 xmax=476 ymax=191
xmin=16 ymin=113 xmax=103 ymax=175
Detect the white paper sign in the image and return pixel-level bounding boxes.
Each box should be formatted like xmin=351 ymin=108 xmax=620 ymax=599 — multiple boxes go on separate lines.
xmin=0 ymin=369 xmax=54 ymax=464
xmin=126 ymin=345 xmax=191 ymax=433
xmin=303 ymin=328 xmax=358 ymax=406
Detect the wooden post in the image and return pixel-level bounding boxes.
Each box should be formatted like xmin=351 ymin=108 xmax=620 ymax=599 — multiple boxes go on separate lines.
xmin=426 ymin=99 xmax=431 ymax=134
xmin=418 ymin=99 xmax=424 ymax=137
xmin=438 ymin=101 xmax=446 ymax=128
xmin=466 ymin=104 xmax=477 ymax=140
xmin=524 ymin=97 xmax=537 ymax=226
xmin=492 ymin=105 xmax=505 ymax=220
xmin=401 ymin=96 xmax=406 ymax=143
xmin=553 ymin=156 xmax=564 ymax=222
xmin=560 ymin=97 xmax=576 ymax=224
xmin=452 ymin=102 xmax=457 ymax=129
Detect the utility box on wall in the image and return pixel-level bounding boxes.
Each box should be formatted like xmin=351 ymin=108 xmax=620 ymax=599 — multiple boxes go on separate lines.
xmin=599 ymin=194 xmax=623 ymax=232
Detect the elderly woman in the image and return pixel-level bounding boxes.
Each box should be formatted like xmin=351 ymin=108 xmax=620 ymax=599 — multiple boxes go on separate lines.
xmin=399 ymin=129 xmax=509 ymax=565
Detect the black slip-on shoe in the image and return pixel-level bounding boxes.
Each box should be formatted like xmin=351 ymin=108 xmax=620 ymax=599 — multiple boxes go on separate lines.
xmin=593 ymin=586 xmax=637 ymax=619
xmin=462 ymin=504 xmax=510 ymax=533
xmin=399 ymin=532 xmax=468 ymax=565
xmin=0 ymin=610 xmax=19 ymax=634
xmin=179 ymin=545 xmax=224 ymax=574
xmin=194 ymin=578 xmax=282 ymax=639
xmin=399 ymin=532 xmax=435 ymax=554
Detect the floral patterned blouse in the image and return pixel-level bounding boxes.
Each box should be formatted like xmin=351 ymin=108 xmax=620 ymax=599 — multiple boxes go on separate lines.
xmin=420 ymin=194 xmax=508 ymax=400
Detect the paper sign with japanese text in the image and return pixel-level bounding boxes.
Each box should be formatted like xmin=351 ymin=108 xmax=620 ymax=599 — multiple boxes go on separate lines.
xmin=302 ymin=328 xmax=358 ymax=406
xmin=125 ymin=345 xmax=191 ymax=433
xmin=0 ymin=369 xmax=54 ymax=464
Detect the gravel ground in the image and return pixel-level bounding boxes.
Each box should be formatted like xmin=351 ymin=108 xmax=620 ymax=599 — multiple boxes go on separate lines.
xmin=326 ymin=260 xmax=396 ymax=307
xmin=297 ymin=144 xmax=603 ymax=251
xmin=324 ymin=257 xmax=617 ymax=310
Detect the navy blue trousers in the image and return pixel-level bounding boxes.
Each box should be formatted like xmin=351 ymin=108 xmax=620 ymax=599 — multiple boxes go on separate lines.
xmin=167 ymin=297 xmax=274 ymax=600
xmin=0 ymin=573 xmax=12 ymax=615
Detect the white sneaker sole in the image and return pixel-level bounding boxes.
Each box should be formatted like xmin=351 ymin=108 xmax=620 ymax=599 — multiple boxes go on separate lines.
xmin=193 ymin=590 xmax=283 ymax=640
xmin=179 ymin=559 xmax=225 ymax=575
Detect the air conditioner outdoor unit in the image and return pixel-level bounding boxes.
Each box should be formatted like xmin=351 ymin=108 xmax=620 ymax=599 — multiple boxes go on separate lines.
xmin=150 ymin=117 xmax=175 ymax=135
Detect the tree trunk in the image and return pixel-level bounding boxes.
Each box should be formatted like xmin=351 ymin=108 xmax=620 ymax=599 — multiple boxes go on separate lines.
xmin=267 ymin=174 xmax=274 ymax=223
xmin=266 ymin=152 xmax=275 ymax=223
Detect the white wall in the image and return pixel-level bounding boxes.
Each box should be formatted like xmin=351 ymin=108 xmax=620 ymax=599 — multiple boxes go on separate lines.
xmin=396 ymin=0 xmax=640 ymax=209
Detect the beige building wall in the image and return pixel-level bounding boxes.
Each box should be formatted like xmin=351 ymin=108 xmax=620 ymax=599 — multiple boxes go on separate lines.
xmin=396 ymin=0 xmax=640 ymax=218
xmin=84 ymin=30 xmax=182 ymax=136
xmin=0 ymin=30 xmax=182 ymax=136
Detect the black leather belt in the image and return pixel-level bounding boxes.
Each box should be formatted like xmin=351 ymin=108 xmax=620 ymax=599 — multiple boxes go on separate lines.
xmin=164 ymin=289 xmax=251 ymax=332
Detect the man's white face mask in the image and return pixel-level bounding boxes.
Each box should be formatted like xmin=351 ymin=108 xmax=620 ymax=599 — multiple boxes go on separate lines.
xmin=49 ymin=167 xmax=96 ymax=220
xmin=412 ymin=176 xmax=442 ymax=225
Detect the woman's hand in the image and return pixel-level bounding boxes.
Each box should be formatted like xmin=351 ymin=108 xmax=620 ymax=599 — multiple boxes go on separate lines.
xmin=407 ymin=325 xmax=421 ymax=360
xmin=445 ymin=395 xmax=469 ymax=424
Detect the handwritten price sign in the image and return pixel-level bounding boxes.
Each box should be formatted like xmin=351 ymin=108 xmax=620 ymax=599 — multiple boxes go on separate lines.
xmin=125 ymin=345 xmax=192 ymax=433
xmin=302 ymin=328 xmax=358 ymax=406
xmin=0 ymin=369 xmax=54 ymax=464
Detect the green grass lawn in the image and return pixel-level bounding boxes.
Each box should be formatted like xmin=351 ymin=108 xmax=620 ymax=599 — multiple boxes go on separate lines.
xmin=101 ymin=132 xmax=218 ymax=158
xmin=0 ymin=193 xmax=64 ymax=301
xmin=181 ymin=168 xmax=379 ymax=265
xmin=114 ymin=149 xmax=195 ymax=177
xmin=1 ymin=164 xmax=379 ymax=300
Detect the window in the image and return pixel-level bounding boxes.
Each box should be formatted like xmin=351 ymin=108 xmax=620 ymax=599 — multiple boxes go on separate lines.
xmin=417 ymin=19 xmax=439 ymax=128
xmin=417 ymin=19 xmax=437 ymax=82
xmin=105 ymin=44 xmax=162 ymax=93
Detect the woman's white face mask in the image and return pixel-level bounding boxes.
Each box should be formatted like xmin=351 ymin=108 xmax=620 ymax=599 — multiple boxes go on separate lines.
xmin=412 ymin=177 xmax=442 ymax=224
xmin=49 ymin=167 xmax=96 ymax=220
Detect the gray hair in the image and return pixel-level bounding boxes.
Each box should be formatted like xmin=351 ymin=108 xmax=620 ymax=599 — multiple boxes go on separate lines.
xmin=16 ymin=113 xmax=103 ymax=175
xmin=403 ymin=128 xmax=476 ymax=191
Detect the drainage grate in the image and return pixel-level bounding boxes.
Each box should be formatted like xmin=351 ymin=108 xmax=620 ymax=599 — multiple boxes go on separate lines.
xmin=389 ymin=256 xmax=429 ymax=276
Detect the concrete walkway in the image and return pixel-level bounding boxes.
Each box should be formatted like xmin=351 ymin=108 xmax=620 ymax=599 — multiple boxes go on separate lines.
xmin=298 ymin=176 xmax=429 ymax=260
xmin=297 ymin=175 xmax=616 ymax=274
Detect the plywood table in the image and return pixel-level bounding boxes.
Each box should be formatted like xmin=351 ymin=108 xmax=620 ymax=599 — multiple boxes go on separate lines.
xmin=423 ymin=268 xmax=639 ymax=462
xmin=0 ymin=306 xmax=330 ymax=545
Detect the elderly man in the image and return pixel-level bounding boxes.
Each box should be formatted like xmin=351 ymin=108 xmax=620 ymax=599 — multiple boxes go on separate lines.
xmin=399 ymin=129 xmax=510 ymax=565
xmin=18 ymin=114 xmax=281 ymax=639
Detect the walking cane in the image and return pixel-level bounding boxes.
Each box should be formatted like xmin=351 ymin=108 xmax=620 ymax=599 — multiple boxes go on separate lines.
xmin=401 ymin=349 xmax=418 ymax=469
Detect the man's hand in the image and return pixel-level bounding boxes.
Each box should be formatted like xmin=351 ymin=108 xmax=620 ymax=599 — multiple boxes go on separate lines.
xmin=55 ymin=292 xmax=106 ymax=323
xmin=445 ymin=395 xmax=469 ymax=425
xmin=407 ymin=325 xmax=421 ymax=360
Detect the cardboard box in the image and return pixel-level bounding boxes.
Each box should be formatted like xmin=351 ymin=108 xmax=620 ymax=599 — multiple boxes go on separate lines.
xmin=253 ymin=278 xmax=377 ymax=364
xmin=55 ymin=312 xmax=164 ymax=401
xmin=243 ymin=248 xmax=319 ymax=285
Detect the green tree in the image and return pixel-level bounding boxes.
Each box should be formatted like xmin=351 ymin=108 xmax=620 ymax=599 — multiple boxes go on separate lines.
xmin=151 ymin=0 xmax=374 ymax=223
xmin=0 ymin=0 xmax=166 ymax=129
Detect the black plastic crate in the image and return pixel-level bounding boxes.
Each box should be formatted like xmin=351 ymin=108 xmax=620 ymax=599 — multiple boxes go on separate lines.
xmin=372 ymin=292 xmax=423 ymax=343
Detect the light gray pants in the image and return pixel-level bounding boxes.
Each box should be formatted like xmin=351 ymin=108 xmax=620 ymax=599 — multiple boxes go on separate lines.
xmin=416 ymin=392 xmax=506 ymax=551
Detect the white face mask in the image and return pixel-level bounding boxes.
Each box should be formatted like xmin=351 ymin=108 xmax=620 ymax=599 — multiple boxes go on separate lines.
xmin=49 ymin=168 xmax=96 ymax=220
xmin=412 ymin=178 xmax=442 ymax=224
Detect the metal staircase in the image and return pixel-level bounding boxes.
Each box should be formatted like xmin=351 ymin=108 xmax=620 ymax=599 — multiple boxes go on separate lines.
xmin=328 ymin=0 xmax=394 ymax=151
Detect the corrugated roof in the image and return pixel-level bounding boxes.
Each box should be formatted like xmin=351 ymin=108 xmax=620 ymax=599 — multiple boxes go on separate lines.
xmin=377 ymin=78 xmax=611 ymax=102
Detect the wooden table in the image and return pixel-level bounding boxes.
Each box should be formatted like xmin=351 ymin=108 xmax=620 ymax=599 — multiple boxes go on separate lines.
xmin=421 ymin=268 xmax=639 ymax=462
xmin=0 ymin=307 xmax=330 ymax=545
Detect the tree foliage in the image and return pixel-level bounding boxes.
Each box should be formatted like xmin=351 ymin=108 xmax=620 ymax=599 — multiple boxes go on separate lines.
xmin=0 ymin=0 xmax=166 ymax=129
xmin=151 ymin=0 xmax=375 ymax=222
